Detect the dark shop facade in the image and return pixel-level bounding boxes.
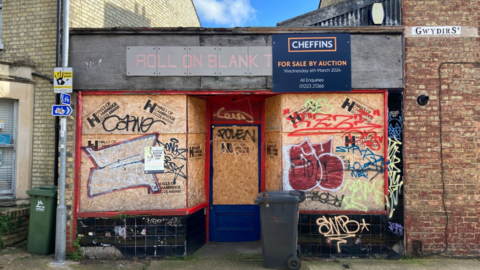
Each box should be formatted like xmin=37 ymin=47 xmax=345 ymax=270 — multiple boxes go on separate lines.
xmin=67 ymin=27 xmax=405 ymax=258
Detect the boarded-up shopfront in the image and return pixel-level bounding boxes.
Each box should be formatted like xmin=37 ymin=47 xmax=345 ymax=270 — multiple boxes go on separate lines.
xmin=68 ymin=27 xmax=404 ymax=258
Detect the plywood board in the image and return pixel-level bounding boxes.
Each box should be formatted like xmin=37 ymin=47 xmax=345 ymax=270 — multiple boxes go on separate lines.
xmin=212 ymin=126 xmax=259 ymax=205
xmin=265 ymin=132 xmax=282 ymax=191
xmin=265 ymin=95 xmax=282 ymax=132
xmin=281 ymin=133 xmax=385 ymax=212
xmin=187 ymin=133 xmax=206 ymax=207
xmin=82 ymin=95 xmax=187 ymax=135
xmin=79 ymin=134 xmax=187 ymax=212
xmin=281 ymin=93 xmax=385 ymax=136
xmin=187 ymin=97 xmax=207 ymax=134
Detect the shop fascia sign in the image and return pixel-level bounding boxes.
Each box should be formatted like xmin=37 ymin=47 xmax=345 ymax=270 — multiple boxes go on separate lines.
xmin=126 ymin=46 xmax=272 ymax=76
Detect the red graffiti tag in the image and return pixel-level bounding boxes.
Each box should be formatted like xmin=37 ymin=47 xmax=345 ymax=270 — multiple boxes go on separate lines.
xmin=286 ymin=110 xmax=383 ymax=150
xmin=286 ymin=137 xmax=345 ymax=191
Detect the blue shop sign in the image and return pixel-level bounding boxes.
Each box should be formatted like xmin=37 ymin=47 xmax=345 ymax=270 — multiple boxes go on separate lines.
xmin=272 ymin=33 xmax=351 ymax=92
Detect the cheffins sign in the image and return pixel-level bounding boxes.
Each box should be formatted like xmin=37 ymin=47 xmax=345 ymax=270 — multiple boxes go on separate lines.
xmin=273 ymin=33 xmax=351 ymax=92
xmin=288 ymin=37 xmax=336 ymax=52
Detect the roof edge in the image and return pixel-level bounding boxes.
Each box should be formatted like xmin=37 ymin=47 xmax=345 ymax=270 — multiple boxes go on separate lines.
xmin=69 ymin=26 xmax=404 ymax=35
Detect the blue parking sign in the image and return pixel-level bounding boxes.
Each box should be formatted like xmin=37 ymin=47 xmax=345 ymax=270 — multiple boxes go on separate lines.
xmin=61 ymin=93 xmax=71 ymax=105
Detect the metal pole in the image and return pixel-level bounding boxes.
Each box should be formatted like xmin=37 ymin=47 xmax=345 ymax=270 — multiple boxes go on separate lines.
xmin=53 ymin=0 xmax=69 ymax=264
xmin=54 ymin=0 xmax=62 ymax=186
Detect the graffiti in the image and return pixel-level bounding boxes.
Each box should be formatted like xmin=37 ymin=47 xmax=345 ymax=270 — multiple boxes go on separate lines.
xmin=84 ymin=134 xmax=161 ymax=197
xmin=388 ymin=113 xmax=403 ymax=140
xmin=316 ymin=215 xmax=370 ymax=253
xmin=267 ymin=143 xmax=278 ymax=157
xmin=304 ymin=98 xmax=334 ymax=114
xmin=145 ymin=217 xmax=182 ymax=226
xmin=283 ymin=137 xmax=345 ymax=191
xmin=214 ymin=107 xmax=254 ymax=123
xmin=103 ymin=114 xmax=165 ymax=133
xmin=341 ymin=178 xmax=384 ymax=211
xmin=157 ymin=138 xmax=187 ymax=185
xmin=387 ymin=137 xmax=403 ymax=218
xmin=286 ymin=110 xmax=383 ymax=151
xmin=335 ymin=145 xmax=384 ymax=177
xmin=388 ymin=222 xmax=404 ymax=237
xmin=308 ymin=191 xmax=344 ymax=207
xmin=217 ymin=128 xmax=256 ymax=142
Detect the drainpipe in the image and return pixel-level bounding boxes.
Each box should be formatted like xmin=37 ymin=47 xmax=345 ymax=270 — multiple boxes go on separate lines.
xmin=54 ymin=0 xmax=61 ymax=186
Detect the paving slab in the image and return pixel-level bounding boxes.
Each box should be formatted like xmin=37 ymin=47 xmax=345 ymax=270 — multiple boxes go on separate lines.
xmin=193 ymin=241 xmax=263 ymax=260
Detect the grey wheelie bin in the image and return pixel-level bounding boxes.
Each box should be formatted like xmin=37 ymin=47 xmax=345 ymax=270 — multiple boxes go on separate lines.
xmin=254 ymin=190 xmax=306 ymax=270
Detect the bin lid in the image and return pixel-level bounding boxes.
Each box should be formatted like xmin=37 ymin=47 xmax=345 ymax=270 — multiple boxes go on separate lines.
xmin=26 ymin=185 xmax=58 ymax=197
xmin=254 ymin=190 xmax=306 ymax=204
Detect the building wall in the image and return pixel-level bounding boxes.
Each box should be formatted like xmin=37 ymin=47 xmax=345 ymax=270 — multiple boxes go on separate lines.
xmin=70 ymin=0 xmax=200 ymax=28
xmin=0 ymin=0 xmax=58 ymax=190
xmin=0 ymin=0 xmax=200 ymax=249
xmin=0 ymin=63 xmax=35 ymax=201
xmin=403 ymin=0 xmax=480 ymax=256
xmin=0 ymin=207 xmax=30 ymax=247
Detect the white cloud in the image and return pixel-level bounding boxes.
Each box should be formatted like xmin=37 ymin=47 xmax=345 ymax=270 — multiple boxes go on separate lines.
xmin=193 ymin=0 xmax=257 ymax=27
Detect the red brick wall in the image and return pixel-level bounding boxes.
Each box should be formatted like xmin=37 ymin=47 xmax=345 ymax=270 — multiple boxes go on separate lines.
xmin=403 ymin=0 xmax=480 ymax=256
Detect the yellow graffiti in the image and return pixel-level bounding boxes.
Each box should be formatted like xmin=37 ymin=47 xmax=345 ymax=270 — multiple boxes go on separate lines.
xmin=387 ymin=137 xmax=403 ymax=218
xmin=341 ymin=178 xmax=384 ymax=211
xmin=316 ymin=215 xmax=370 ymax=253
xmin=304 ymin=98 xmax=334 ymax=114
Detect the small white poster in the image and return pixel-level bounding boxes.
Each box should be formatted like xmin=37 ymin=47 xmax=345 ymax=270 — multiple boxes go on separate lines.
xmin=144 ymin=146 xmax=164 ymax=174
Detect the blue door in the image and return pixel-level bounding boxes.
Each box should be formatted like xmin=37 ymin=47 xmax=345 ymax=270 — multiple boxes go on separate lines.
xmin=209 ymin=125 xmax=261 ymax=242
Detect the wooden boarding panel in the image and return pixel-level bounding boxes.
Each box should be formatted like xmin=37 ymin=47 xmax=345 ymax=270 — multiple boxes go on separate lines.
xmin=81 ymin=95 xmax=187 ymax=135
xmin=188 ymin=133 xmax=206 ymax=207
xmin=280 ymin=93 xmax=386 ymax=212
xmin=265 ymin=132 xmax=282 ymax=191
xmin=187 ymin=97 xmax=207 ymax=134
xmin=212 ymin=126 xmax=259 ymax=205
xmin=79 ymin=134 xmax=187 ymax=212
xmin=265 ymin=95 xmax=282 ymax=132
xmin=281 ymin=93 xmax=385 ymax=136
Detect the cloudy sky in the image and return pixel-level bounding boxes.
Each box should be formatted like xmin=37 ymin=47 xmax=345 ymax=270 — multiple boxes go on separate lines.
xmin=193 ymin=0 xmax=319 ymax=27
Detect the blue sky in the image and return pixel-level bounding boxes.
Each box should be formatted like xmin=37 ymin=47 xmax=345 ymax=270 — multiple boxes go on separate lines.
xmin=193 ymin=0 xmax=319 ymax=27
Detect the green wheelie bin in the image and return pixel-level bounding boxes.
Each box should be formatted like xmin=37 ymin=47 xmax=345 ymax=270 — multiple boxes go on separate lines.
xmin=26 ymin=185 xmax=58 ymax=255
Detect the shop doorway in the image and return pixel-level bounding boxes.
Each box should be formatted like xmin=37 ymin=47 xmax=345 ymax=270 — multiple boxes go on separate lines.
xmin=209 ymin=125 xmax=261 ymax=242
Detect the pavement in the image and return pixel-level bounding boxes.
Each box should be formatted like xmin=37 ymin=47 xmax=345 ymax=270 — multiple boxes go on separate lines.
xmin=1 ymin=241 xmax=479 ymax=270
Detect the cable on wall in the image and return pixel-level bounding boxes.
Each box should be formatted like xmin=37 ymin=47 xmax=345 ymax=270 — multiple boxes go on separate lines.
xmin=419 ymin=61 xmax=480 ymax=258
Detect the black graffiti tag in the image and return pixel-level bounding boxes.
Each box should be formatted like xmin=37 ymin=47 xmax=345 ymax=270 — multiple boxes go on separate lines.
xmin=157 ymin=138 xmax=187 ymax=185
xmin=103 ymin=115 xmax=165 ymax=133
xmin=217 ymin=128 xmax=256 ymax=142
xmin=310 ymin=191 xmax=344 ymax=207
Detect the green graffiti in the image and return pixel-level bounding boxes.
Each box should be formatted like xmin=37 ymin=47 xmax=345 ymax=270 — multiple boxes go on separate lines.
xmin=341 ymin=178 xmax=384 ymax=211
xmin=304 ymin=98 xmax=334 ymax=114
